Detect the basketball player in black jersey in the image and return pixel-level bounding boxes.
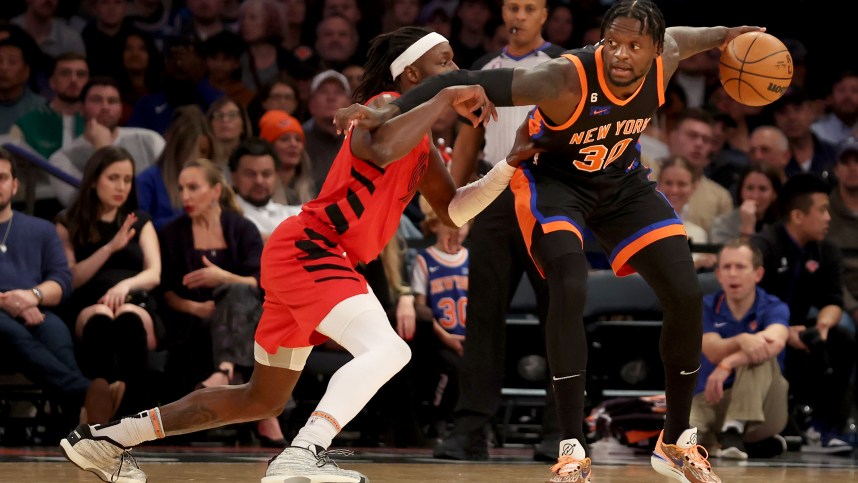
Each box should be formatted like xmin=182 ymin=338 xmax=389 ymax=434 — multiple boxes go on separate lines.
xmin=336 ymin=1 xmax=760 ymax=481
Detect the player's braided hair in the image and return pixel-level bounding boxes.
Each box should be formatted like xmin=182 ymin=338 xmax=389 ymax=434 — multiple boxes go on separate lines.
xmin=601 ymin=0 xmax=666 ymax=50
xmin=353 ymin=26 xmax=436 ymax=104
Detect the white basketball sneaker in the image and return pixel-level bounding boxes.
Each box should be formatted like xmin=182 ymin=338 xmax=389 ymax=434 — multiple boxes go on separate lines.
xmin=548 ymin=438 xmax=592 ymax=482
xmin=261 ymin=445 xmax=369 ymax=483
xmin=60 ymin=424 xmax=147 ymax=482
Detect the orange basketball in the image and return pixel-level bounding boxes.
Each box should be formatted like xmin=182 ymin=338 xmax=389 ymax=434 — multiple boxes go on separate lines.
xmin=719 ymin=32 xmax=793 ymax=106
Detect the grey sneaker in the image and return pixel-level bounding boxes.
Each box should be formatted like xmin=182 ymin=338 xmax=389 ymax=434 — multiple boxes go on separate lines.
xmin=60 ymin=424 xmax=147 ymax=482
xmin=261 ymin=446 xmax=369 ymax=483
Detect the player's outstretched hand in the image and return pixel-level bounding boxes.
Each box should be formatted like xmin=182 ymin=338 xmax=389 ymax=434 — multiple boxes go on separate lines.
xmin=505 ymin=118 xmax=542 ymax=168
xmin=444 ymin=85 xmax=498 ymax=128
xmin=334 ymin=103 xmax=396 ymax=134
xmin=720 ymin=26 xmax=766 ymax=50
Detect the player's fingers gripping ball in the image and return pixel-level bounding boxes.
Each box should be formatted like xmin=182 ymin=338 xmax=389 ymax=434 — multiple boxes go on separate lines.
xmin=719 ymin=32 xmax=793 ymax=107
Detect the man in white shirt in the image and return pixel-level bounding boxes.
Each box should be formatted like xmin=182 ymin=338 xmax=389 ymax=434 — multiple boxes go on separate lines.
xmin=48 ymin=77 xmax=165 ymax=206
xmin=230 ymin=138 xmax=300 ymax=242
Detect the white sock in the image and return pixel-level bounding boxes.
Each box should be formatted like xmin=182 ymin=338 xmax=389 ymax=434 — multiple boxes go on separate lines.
xmin=89 ymin=408 xmax=165 ymax=448
xmin=292 ymin=411 xmax=340 ymax=453
xmin=721 ymin=420 xmax=745 ymax=434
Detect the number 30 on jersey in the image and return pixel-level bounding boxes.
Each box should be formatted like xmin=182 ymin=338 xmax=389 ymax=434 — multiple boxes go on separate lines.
xmin=573 ymin=137 xmax=633 ymax=172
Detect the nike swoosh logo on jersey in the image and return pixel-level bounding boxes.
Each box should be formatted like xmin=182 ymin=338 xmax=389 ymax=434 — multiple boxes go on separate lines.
xmin=680 ymin=367 xmax=700 ymax=376
xmin=429 ymin=266 xmax=440 ymax=272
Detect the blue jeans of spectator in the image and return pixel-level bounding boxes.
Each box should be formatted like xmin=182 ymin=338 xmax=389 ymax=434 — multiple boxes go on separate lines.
xmin=0 ymin=309 xmax=91 ymax=406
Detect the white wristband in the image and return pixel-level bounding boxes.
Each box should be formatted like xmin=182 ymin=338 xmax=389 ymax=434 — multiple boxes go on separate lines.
xmin=448 ymin=159 xmax=516 ymax=227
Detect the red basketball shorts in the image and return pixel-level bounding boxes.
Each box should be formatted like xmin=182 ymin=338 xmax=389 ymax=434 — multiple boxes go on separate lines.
xmin=254 ymin=212 xmax=369 ymax=353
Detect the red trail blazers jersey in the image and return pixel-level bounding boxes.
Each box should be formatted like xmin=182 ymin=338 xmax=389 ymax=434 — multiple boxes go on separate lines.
xmin=302 ymin=92 xmax=430 ymax=264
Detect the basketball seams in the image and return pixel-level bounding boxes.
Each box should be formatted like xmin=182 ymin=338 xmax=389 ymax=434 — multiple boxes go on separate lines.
xmin=722 ymin=78 xmax=775 ymax=103
xmin=737 ymin=34 xmax=761 ymax=102
xmin=739 ymin=49 xmax=789 ymax=64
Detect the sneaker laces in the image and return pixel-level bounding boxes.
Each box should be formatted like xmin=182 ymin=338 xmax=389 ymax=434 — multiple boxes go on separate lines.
xmin=315 ymin=449 xmax=354 ymax=468
xmin=111 ymin=450 xmax=140 ymax=481
xmin=551 ymin=454 xmax=591 ymax=475
xmin=681 ymin=444 xmax=713 ymax=472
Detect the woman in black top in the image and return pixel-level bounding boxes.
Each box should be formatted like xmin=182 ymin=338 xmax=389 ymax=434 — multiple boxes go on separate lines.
xmin=158 ymin=158 xmax=283 ymax=444
xmin=56 ymin=146 xmax=162 ymax=407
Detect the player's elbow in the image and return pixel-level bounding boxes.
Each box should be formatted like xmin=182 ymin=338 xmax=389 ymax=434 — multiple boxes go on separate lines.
xmin=434 ymin=207 xmax=459 ymax=228
xmin=367 ymin=144 xmax=398 ymax=167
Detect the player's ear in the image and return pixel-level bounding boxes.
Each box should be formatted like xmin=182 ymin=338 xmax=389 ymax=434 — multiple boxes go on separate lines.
xmin=403 ymin=65 xmax=420 ymax=85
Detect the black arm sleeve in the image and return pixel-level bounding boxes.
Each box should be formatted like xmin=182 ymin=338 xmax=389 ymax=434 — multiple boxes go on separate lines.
xmin=391 ymin=68 xmax=516 ymax=113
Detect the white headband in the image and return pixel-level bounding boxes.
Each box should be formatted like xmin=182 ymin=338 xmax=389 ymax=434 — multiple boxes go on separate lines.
xmin=390 ymin=32 xmax=448 ymax=80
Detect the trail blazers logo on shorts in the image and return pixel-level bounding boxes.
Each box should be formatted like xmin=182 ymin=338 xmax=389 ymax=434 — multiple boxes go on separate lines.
xmin=590 ymin=105 xmax=611 ymax=116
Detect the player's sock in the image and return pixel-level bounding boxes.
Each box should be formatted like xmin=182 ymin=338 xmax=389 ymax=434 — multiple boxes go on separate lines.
xmin=89 ymin=408 xmax=165 ymax=447
xmin=292 ymin=411 xmax=340 ymax=452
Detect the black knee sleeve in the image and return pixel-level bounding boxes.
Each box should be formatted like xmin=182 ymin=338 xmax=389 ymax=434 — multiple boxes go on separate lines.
xmin=542 ymin=252 xmax=589 ymax=376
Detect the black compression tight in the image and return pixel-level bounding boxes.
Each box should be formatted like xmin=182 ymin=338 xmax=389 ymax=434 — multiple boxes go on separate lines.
xmin=627 ymin=237 xmax=702 ymax=444
xmin=536 ymin=233 xmax=703 ymax=447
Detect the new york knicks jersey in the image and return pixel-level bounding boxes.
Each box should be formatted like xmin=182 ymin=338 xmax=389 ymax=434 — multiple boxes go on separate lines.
xmin=527 ymin=44 xmax=665 ymax=175
xmin=472 ymin=43 xmax=565 ymax=164
xmin=302 ymin=92 xmax=430 ymax=264
xmin=415 ymin=247 xmax=468 ymax=337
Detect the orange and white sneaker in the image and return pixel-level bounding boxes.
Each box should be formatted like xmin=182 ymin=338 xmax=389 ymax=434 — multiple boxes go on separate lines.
xmin=548 ymin=438 xmax=592 ymax=482
xmin=651 ymin=428 xmax=720 ymax=483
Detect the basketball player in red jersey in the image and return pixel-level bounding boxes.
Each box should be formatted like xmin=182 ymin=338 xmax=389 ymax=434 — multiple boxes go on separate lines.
xmin=336 ymin=2 xmax=762 ymax=482
xmin=59 ymin=27 xmax=530 ymax=483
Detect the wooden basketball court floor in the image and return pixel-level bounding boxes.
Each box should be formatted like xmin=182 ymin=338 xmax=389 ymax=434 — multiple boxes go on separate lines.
xmin=2 ymin=445 xmax=858 ymax=482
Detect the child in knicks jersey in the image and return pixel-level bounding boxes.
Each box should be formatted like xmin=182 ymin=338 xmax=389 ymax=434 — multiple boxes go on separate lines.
xmin=411 ymin=198 xmax=470 ymax=423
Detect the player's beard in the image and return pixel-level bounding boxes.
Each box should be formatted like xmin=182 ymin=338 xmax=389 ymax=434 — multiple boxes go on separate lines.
xmin=607 ymin=70 xmax=645 ymax=87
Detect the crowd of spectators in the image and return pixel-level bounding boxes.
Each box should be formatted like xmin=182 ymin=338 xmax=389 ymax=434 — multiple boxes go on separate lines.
xmin=1 ymin=0 xmax=857 ymax=458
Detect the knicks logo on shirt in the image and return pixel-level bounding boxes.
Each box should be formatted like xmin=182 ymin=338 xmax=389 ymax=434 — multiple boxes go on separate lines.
xmin=748 ymin=320 xmax=758 ymax=331
xmin=805 ymin=260 xmax=819 ymax=273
